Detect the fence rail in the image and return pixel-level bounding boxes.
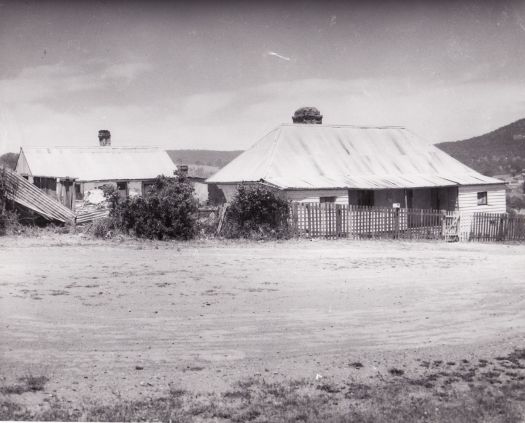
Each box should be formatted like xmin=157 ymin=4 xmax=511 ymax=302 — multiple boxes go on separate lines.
xmin=470 ymin=212 xmax=525 ymax=242
xmin=290 ymin=203 xmax=459 ymax=240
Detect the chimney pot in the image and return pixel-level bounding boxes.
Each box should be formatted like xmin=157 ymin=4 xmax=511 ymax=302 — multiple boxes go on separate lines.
xmin=98 ymin=130 xmax=111 ymax=146
xmin=292 ymin=107 xmax=323 ymax=124
xmin=178 ymin=164 xmax=189 ymax=176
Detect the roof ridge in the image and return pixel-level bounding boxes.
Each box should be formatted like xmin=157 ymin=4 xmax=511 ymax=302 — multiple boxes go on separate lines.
xmin=21 ymin=146 xmax=162 ymax=150
xmin=279 ymin=123 xmax=406 ymax=129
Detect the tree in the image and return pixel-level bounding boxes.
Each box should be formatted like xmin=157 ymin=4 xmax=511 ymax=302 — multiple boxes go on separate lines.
xmin=223 ymin=184 xmax=290 ymax=239
xmin=0 ymin=152 xmax=19 ymax=170
xmin=0 ymin=167 xmax=18 ymax=235
xmin=111 ymin=175 xmax=198 ymax=240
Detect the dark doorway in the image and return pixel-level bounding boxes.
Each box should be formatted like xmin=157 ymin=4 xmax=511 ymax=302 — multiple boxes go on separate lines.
xmin=406 ymin=189 xmax=413 ymax=209
xmin=357 ymin=190 xmax=374 ymax=206
xmin=430 ymin=188 xmax=440 ymax=210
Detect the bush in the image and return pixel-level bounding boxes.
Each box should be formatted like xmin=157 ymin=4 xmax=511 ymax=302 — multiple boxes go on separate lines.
xmin=0 ymin=167 xmax=18 ymax=236
xmin=90 ymin=217 xmax=118 ymax=239
xmin=507 ymin=193 xmax=525 ymax=212
xmin=223 ymin=184 xmax=290 ymax=239
xmin=110 ymin=175 xmax=198 ymax=240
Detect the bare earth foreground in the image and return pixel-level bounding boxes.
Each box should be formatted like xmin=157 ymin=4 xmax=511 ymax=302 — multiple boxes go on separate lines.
xmin=1 ymin=235 xmax=525 ymax=421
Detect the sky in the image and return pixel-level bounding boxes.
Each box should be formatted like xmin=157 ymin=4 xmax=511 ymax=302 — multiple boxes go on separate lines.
xmin=1 ymin=0 xmax=525 ymax=154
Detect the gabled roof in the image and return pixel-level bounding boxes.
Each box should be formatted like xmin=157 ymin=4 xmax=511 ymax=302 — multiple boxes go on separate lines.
xmin=17 ymin=146 xmax=176 ymax=181
xmin=207 ymin=124 xmax=504 ymax=189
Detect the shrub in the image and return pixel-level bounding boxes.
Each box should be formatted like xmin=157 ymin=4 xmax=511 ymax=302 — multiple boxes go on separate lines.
xmin=223 ymin=184 xmax=290 ymax=239
xmin=507 ymin=193 xmax=525 ymax=212
xmin=110 ymin=175 xmax=198 ymax=240
xmin=0 ymin=167 xmax=18 ymax=236
xmin=90 ymin=217 xmax=118 ymax=239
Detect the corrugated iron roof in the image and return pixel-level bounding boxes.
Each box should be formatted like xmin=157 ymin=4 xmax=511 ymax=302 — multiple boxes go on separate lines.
xmin=207 ymin=124 xmax=504 ymax=189
xmin=19 ymin=146 xmax=176 ymax=181
xmin=4 ymin=167 xmax=76 ymax=222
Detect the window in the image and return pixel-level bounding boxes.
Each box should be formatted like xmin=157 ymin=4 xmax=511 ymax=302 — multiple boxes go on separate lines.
xmin=142 ymin=182 xmax=155 ymax=196
xmin=320 ymin=196 xmax=336 ymax=203
xmin=477 ymin=191 xmax=488 ymax=206
xmin=357 ymin=190 xmax=374 ymax=207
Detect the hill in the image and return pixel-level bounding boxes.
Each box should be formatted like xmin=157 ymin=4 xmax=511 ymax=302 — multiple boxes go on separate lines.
xmin=436 ymin=119 xmax=525 ymax=177
xmin=166 ymin=150 xmax=242 ymax=169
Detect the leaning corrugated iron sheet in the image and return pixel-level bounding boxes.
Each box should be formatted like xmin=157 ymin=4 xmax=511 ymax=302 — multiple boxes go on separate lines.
xmin=4 ymin=168 xmax=76 ymax=223
xmin=20 ymin=146 xmax=176 ymax=181
xmin=75 ymin=209 xmax=110 ymax=224
xmin=207 ymin=124 xmax=503 ymax=189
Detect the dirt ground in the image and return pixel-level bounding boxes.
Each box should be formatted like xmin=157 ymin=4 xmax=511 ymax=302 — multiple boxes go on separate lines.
xmin=1 ymin=235 xmax=524 ymax=410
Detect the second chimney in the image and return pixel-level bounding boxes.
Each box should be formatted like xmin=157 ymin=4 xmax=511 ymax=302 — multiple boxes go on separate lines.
xmin=292 ymin=107 xmax=323 ymax=124
xmin=98 ymin=130 xmax=111 ymax=146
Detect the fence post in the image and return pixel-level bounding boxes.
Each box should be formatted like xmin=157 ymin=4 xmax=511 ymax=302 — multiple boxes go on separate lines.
xmin=336 ymin=204 xmax=342 ymax=237
xmin=292 ymin=202 xmax=298 ymax=234
xmin=394 ymin=207 xmax=400 ymax=239
xmin=306 ymin=203 xmax=311 ymax=236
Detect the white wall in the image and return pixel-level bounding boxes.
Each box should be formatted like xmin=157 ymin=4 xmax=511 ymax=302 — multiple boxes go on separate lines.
xmin=217 ymin=184 xmax=241 ymax=202
xmin=285 ymin=189 xmax=348 ymax=204
xmin=128 ymin=181 xmax=142 ymax=197
xmin=15 ymin=150 xmax=31 ymax=176
xmin=457 ymin=184 xmax=507 ymax=239
xmin=192 ymin=181 xmax=209 ymax=204
xmin=457 ymin=184 xmax=506 ymax=214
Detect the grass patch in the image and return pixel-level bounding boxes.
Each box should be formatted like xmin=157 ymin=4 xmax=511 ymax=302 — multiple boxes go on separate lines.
xmin=2 ymin=349 xmax=525 ymax=421
xmin=389 ymin=368 xmax=405 ymax=376
xmin=0 ymin=375 xmax=49 ymax=395
xmin=2 ymin=375 xmax=524 ymax=422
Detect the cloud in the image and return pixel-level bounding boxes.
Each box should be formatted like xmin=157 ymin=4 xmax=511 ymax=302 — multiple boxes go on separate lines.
xmin=1 ymin=73 xmax=524 ymax=153
xmin=0 ymin=61 xmax=154 ymax=105
xmin=0 ymin=64 xmax=103 ymax=104
xmin=101 ymin=62 xmax=154 ymax=84
xmin=179 ymin=91 xmax=237 ymax=121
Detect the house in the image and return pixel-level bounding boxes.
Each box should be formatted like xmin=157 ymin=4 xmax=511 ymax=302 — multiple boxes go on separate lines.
xmin=207 ymin=108 xmax=507 ymax=220
xmin=15 ymin=130 xmax=177 ymax=210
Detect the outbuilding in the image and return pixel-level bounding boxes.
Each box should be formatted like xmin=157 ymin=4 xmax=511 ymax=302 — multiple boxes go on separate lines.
xmin=15 ymin=130 xmax=176 ymax=210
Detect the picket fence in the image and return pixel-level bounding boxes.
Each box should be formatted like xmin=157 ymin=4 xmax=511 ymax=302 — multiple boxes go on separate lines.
xmin=469 ymin=212 xmax=525 ymax=242
xmin=290 ymin=203 xmax=459 ymax=241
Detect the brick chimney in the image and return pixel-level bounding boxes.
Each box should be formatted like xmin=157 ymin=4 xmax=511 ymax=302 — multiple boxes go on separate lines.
xmin=292 ymin=107 xmax=322 ymax=124
xmin=98 ymin=130 xmax=111 ymax=146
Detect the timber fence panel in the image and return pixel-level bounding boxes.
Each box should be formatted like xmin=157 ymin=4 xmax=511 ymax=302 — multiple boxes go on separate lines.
xmin=469 ymin=212 xmax=525 ymax=242
xmin=289 ymin=203 xmax=493 ymax=241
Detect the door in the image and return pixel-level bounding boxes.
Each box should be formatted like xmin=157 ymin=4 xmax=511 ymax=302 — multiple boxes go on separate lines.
xmin=61 ymin=179 xmax=75 ymax=210
xmin=117 ymin=181 xmax=128 ymax=200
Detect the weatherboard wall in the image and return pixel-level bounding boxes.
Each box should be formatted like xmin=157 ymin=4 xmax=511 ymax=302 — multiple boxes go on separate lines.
xmin=457 ymin=184 xmax=507 ymax=214
xmin=457 ymin=183 xmax=507 ymax=239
